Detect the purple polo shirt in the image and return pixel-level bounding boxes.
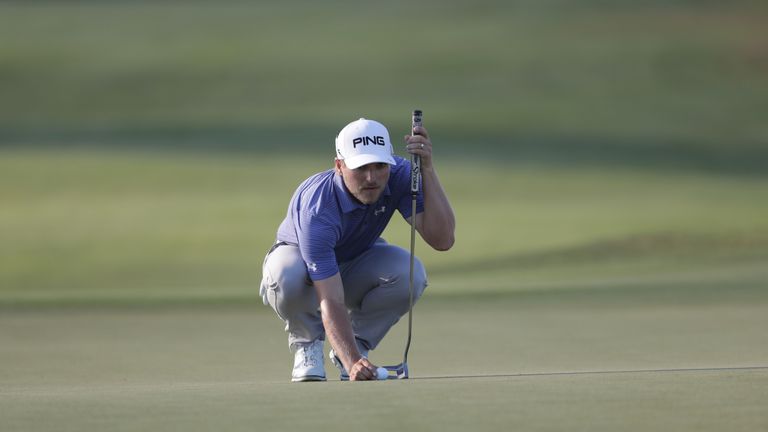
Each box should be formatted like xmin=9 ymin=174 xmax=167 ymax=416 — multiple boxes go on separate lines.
xmin=275 ymin=155 xmax=424 ymax=281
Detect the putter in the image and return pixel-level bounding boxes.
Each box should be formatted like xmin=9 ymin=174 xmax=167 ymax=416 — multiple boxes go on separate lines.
xmin=383 ymin=109 xmax=422 ymax=380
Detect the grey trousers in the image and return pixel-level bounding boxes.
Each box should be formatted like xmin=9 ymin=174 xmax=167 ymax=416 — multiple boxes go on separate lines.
xmin=260 ymin=240 xmax=427 ymax=350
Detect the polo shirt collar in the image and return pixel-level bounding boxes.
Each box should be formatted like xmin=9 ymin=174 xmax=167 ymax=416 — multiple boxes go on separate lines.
xmin=333 ymin=172 xmax=391 ymax=213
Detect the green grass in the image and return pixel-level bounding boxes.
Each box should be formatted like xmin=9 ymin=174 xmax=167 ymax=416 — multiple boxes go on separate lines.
xmin=2 ymin=148 xmax=767 ymax=306
xmin=2 ymin=298 xmax=767 ymax=431
xmin=1 ymin=1 xmax=766 ymax=150
xmin=2 ymin=1 xmax=768 ymax=430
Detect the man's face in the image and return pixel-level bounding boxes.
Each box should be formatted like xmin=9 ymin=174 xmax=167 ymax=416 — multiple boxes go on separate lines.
xmin=335 ymin=160 xmax=391 ymax=205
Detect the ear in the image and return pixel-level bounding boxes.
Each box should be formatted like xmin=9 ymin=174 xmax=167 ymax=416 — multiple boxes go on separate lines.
xmin=334 ymin=158 xmax=344 ymax=175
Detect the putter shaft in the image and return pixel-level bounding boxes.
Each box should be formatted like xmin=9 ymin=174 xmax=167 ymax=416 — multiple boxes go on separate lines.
xmin=381 ymin=110 xmax=421 ymax=381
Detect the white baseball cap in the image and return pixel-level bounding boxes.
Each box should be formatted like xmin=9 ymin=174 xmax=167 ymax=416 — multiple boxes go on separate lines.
xmin=335 ymin=118 xmax=396 ymax=169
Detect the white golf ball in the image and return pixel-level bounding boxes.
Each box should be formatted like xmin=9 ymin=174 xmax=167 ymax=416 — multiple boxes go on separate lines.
xmin=376 ymin=367 xmax=389 ymax=380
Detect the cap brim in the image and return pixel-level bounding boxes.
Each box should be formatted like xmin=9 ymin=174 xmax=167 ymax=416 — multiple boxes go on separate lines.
xmin=343 ymin=153 xmax=396 ymax=170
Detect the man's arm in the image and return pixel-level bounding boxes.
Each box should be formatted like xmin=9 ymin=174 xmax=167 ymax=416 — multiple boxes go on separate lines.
xmin=313 ymin=272 xmax=379 ymax=381
xmin=404 ymin=125 xmax=456 ymax=251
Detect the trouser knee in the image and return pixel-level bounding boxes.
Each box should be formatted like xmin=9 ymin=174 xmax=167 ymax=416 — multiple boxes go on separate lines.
xmin=397 ymin=257 xmax=428 ymax=309
xmin=261 ymin=246 xmax=318 ymax=320
xmin=375 ymin=257 xmax=428 ymax=315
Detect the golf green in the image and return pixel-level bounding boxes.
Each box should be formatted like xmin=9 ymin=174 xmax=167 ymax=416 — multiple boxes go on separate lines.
xmin=2 ymin=293 xmax=767 ymax=431
xmin=2 ymin=1 xmax=767 ymax=429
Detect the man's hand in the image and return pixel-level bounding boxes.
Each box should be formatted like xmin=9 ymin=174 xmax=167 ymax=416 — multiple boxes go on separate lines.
xmin=404 ymin=125 xmax=433 ymax=171
xmin=314 ymin=272 xmax=374 ymax=378
xmin=348 ymin=357 xmax=380 ymax=381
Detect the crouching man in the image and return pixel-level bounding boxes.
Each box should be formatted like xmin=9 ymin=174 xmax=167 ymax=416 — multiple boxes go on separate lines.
xmin=260 ymin=117 xmax=455 ymax=381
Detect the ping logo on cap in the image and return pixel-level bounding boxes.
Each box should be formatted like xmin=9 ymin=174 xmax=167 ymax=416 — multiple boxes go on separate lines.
xmin=352 ymin=136 xmax=386 ymax=148
xmin=335 ymin=118 xmax=396 ymax=169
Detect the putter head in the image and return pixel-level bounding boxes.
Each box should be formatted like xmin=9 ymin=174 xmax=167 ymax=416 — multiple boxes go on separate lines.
xmin=383 ymin=363 xmax=409 ymax=380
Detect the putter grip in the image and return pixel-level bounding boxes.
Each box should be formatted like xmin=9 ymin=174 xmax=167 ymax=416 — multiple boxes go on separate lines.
xmin=411 ymin=110 xmax=422 ymax=195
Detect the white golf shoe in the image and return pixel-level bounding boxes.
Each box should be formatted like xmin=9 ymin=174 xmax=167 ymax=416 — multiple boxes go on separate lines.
xmin=329 ymin=345 xmax=369 ymax=381
xmin=291 ymin=339 xmax=326 ymax=382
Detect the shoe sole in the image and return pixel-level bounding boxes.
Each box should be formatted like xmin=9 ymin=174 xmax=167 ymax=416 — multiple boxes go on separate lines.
xmin=291 ymin=375 xmax=326 ymax=382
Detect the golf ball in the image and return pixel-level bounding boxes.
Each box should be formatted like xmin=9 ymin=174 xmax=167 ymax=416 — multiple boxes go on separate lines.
xmin=376 ymin=367 xmax=388 ymax=380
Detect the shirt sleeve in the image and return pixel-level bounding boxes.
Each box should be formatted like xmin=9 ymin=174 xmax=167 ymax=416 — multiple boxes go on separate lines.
xmin=396 ymin=159 xmax=425 ymax=220
xmin=295 ymin=209 xmax=341 ymax=281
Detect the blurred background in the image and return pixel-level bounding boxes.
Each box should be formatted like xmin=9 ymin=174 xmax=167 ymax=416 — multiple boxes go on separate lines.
xmin=1 ymin=0 xmax=767 ymax=306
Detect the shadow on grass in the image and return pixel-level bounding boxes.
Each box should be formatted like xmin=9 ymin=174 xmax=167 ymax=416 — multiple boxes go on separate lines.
xmin=429 ymin=232 xmax=768 ymax=277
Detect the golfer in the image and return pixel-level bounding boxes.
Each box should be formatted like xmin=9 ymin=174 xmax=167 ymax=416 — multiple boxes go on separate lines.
xmin=260 ymin=117 xmax=455 ymax=381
